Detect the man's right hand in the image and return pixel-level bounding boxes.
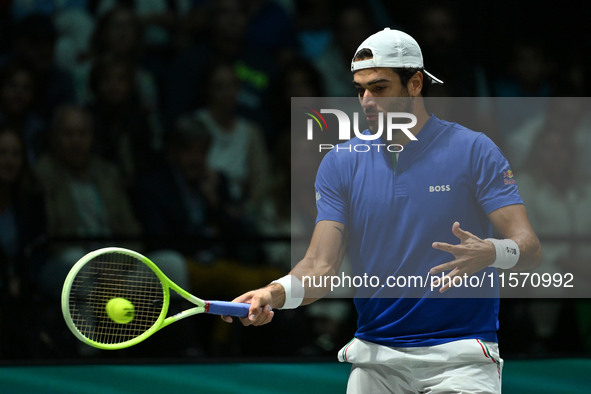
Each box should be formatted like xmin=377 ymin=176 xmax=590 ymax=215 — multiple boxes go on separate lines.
xmin=221 ymin=284 xmax=281 ymax=326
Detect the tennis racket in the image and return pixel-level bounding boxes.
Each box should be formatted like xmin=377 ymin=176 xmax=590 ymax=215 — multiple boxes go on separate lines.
xmin=61 ymin=247 xmax=252 ymax=350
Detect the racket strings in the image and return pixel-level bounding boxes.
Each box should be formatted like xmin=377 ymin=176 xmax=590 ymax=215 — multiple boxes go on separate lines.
xmin=68 ymin=252 xmax=165 ymax=345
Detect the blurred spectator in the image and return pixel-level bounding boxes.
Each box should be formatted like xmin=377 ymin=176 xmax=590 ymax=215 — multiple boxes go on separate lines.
xmin=308 ymin=4 xmax=373 ymax=97
xmin=295 ymin=0 xmax=334 ymax=59
xmin=490 ymin=39 xmax=554 ymax=145
xmin=89 ymin=5 xmax=159 ymax=106
xmin=54 ymin=8 xmax=95 ymax=88
xmin=493 ymin=40 xmax=553 ymax=98
xmin=32 ymin=105 xmax=144 ymax=298
xmin=0 ymin=126 xmax=47 ymax=358
xmin=268 ymin=57 xmax=324 ymax=147
xmin=87 ymin=57 xmax=161 ymax=187
xmin=243 ymin=0 xmax=297 ymax=59
xmin=90 ymin=5 xmax=141 ymax=60
xmin=9 ymin=13 xmax=76 ymax=120
xmin=0 ymin=61 xmax=46 ymax=164
xmin=177 ymin=60 xmax=271 ymax=217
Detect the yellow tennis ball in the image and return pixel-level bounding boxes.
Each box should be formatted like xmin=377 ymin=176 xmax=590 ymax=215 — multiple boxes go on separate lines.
xmin=106 ymin=297 xmax=135 ymax=324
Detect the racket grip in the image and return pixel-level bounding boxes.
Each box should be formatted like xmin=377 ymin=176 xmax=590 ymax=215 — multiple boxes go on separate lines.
xmin=206 ymin=301 xmax=252 ymax=317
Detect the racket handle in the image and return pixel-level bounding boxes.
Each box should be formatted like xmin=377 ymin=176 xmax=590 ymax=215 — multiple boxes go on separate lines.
xmin=205 ymin=301 xmax=252 ymax=317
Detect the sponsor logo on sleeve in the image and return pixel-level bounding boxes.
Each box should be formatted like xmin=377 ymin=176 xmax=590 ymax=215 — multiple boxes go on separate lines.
xmin=503 ymin=170 xmax=516 ymax=185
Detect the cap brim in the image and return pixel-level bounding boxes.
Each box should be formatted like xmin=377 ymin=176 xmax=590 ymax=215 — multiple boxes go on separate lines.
xmin=424 ymin=69 xmax=444 ymax=85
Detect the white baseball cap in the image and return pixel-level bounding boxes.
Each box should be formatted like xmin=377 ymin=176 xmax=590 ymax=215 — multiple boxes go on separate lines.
xmin=351 ymin=28 xmax=444 ymax=85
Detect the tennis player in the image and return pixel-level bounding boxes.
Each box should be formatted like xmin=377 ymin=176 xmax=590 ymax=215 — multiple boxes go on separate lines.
xmin=223 ymin=28 xmax=542 ymax=393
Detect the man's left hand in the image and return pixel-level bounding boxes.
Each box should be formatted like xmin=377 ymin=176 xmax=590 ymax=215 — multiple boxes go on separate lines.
xmin=430 ymin=222 xmax=496 ymax=292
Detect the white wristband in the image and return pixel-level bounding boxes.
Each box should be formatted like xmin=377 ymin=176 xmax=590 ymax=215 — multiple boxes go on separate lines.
xmin=486 ymin=238 xmax=520 ymax=269
xmin=271 ymin=275 xmax=305 ymax=309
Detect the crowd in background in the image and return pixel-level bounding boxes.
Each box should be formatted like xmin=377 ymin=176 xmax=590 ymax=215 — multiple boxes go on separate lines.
xmin=0 ymin=0 xmax=590 ymax=361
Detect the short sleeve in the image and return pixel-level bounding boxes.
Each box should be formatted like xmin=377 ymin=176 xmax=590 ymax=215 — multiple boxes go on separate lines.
xmin=314 ymin=151 xmax=348 ymax=225
xmin=472 ymin=134 xmax=523 ymax=214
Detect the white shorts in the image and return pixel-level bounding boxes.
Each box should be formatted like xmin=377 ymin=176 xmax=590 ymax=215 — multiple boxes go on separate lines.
xmin=338 ymin=338 xmax=503 ymax=394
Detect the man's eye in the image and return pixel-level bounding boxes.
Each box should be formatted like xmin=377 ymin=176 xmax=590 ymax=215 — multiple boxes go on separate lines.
xmin=357 ymin=88 xmax=365 ymax=96
xmin=373 ymin=86 xmax=385 ymax=92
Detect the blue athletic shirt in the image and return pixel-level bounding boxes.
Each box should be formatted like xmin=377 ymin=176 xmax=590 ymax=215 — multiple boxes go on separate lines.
xmin=314 ymin=115 xmax=523 ymax=347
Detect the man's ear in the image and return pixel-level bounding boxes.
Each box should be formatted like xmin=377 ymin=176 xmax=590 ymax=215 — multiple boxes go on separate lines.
xmin=407 ymin=71 xmax=424 ymax=97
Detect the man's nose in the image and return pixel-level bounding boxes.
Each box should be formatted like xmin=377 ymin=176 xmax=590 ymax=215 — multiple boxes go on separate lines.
xmin=360 ymin=92 xmax=377 ymax=111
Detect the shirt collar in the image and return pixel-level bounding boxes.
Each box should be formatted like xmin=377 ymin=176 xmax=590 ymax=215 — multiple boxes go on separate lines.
xmin=383 ymin=114 xmax=439 ymax=173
